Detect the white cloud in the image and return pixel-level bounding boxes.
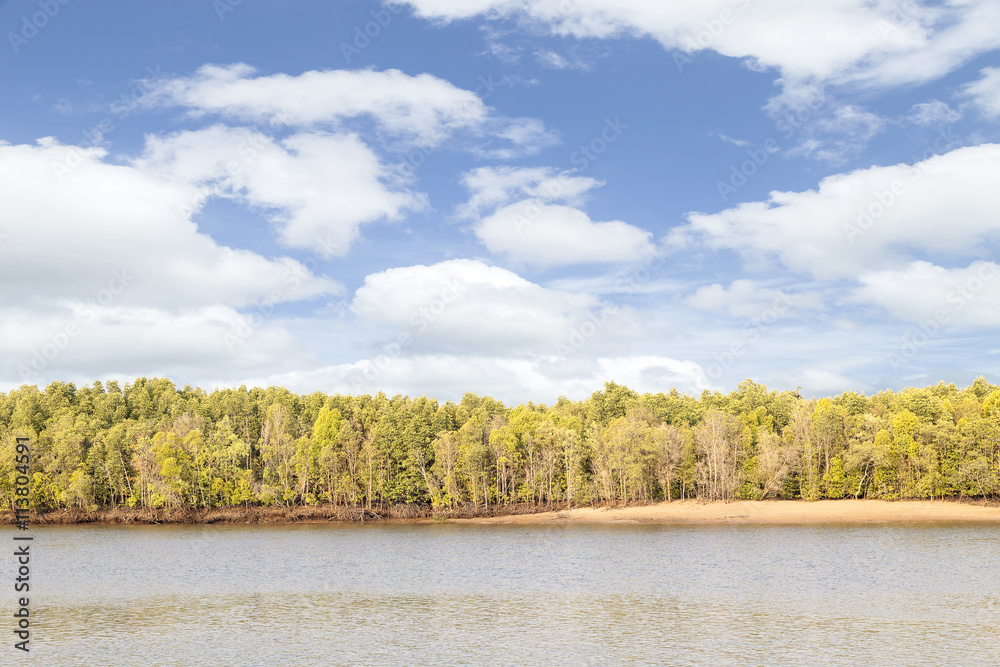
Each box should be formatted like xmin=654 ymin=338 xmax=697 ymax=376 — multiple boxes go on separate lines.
xmin=142 ymin=63 xmax=552 ymax=154
xmin=534 ymin=49 xmax=591 ymax=71
xmin=545 ymin=274 xmax=686 ymax=296
xmin=134 ymin=126 xmax=423 ymax=256
xmin=480 ymin=117 xmax=558 ymax=158
xmin=144 ymin=64 xmax=483 ymax=142
xmin=797 ymin=368 xmax=857 ymax=395
xmin=853 ymin=260 xmax=1000 ymax=327
xmin=716 ymin=133 xmax=752 ymax=149
xmin=458 ymin=166 xmax=602 ymax=218
xmin=459 ymin=166 xmax=656 ymax=266
xmin=0 ymin=137 xmax=348 ymax=387
xmin=400 ymin=0 xmax=1000 ymax=100
xmin=779 ymin=103 xmax=887 ymax=163
xmin=595 ymin=356 xmax=713 ymax=394
xmin=680 ymin=144 xmax=1000 ymax=280
xmin=482 ymin=26 xmax=524 ymax=64
xmin=686 ymin=280 xmax=821 ymax=318
xmin=819 ymin=105 xmax=886 ymax=136
xmin=961 ymin=66 xmax=1000 ymax=119
xmin=0 ymin=302 xmax=316 ymax=387
xmin=536 ymin=50 xmax=571 ymax=69
xmin=351 ymin=259 xmax=603 ymax=353
xmin=800 ymin=105 xmax=887 ymax=162
xmin=905 ymin=100 xmax=962 ymax=126
xmin=239 ymin=353 xmax=713 ymax=404
xmin=476 ymin=202 xmax=656 ymax=267
xmin=0 ymin=138 xmax=339 ymax=309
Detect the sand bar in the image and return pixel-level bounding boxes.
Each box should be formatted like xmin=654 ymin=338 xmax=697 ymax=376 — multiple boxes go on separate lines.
xmin=453 ymin=499 xmax=1000 ymax=525
xmin=5 ymin=499 xmax=1000 ymax=526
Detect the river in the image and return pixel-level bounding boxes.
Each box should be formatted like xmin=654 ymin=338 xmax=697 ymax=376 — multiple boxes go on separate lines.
xmin=12 ymin=522 xmax=1000 ymax=665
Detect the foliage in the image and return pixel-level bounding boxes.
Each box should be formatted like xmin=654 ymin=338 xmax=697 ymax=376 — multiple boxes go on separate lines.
xmin=2 ymin=377 xmax=999 ymax=511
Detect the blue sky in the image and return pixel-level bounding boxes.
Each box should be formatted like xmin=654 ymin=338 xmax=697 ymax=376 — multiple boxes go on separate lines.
xmin=2 ymin=0 xmax=999 ymax=403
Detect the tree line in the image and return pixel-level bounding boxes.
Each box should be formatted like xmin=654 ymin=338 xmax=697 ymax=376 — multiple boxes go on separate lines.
xmin=2 ymin=377 xmax=999 ymax=512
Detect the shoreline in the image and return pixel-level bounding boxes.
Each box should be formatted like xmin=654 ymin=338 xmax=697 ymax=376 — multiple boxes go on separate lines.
xmin=451 ymin=499 xmax=1000 ymax=525
xmin=3 ymin=498 xmax=1000 ymax=526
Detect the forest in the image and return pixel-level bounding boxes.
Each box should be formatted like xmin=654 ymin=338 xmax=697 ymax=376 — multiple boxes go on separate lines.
xmin=2 ymin=377 xmax=1000 ymax=513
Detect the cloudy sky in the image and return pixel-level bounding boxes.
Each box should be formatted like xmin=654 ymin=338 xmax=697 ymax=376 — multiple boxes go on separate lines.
xmin=2 ymin=0 xmax=999 ymax=403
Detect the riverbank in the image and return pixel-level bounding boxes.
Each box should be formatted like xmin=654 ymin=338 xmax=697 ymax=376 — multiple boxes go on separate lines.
xmin=3 ymin=498 xmax=1000 ymax=525
xmin=0 ymin=502 xmax=545 ymax=526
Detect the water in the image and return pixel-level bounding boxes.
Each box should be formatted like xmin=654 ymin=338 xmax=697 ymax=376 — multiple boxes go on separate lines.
xmin=10 ymin=522 xmax=1000 ymax=665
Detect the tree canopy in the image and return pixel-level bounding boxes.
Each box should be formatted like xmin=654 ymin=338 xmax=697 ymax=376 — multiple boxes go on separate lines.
xmin=3 ymin=377 xmax=999 ymax=511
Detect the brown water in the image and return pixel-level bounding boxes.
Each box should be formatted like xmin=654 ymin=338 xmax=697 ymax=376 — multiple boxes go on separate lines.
xmin=10 ymin=522 xmax=1000 ymax=665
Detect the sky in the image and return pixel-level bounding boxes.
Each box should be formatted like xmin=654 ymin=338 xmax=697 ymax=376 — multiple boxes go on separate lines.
xmin=1 ymin=0 xmax=999 ymax=404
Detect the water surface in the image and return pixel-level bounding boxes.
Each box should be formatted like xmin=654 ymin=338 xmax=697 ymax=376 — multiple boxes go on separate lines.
xmin=13 ymin=522 xmax=1000 ymax=665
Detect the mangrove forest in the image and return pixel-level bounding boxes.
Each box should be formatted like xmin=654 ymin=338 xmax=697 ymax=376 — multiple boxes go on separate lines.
xmin=2 ymin=377 xmax=1000 ymax=513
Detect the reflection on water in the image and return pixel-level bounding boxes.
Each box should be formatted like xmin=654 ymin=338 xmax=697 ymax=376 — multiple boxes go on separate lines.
xmin=15 ymin=523 xmax=1000 ymax=665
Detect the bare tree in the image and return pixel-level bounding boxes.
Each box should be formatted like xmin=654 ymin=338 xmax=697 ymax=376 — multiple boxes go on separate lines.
xmin=652 ymin=424 xmax=686 ymax=501
xmin=754 ymin=430 xmax=794 ymax=499
xmin=694 ymin=410 xmax=744 ymax=501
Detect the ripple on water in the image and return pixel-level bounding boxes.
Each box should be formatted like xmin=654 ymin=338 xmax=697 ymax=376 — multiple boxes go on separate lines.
xmin=19 ymin=522 xmax=1000 ymax=666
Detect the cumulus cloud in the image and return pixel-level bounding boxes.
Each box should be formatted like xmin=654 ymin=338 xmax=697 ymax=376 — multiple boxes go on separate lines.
xmin=400 ymin=0 xmax=1000 ymax=101
xmin=134 ymin=126 xmax=424 ymax=256
xmin=0 ymin=138 xmax=339 ymax=308
xmin=143 ymin=64 xmax=483 ymax=141
xmin=459 ymin=166 xmax=656 ymax=266
xmin=141 ymin=63 xmax=554 ymax=154
xmin=458 ymin=166 xmax=601 ymax=217
xmin=0 ymin=303 xmax=314 ymax=385
xmin=686 ymin=280 xmax=822 ymax=319
xmin=678 ymin=144 xmax=1000 ymax=280
xmin=476 ymin=202 xmax=656 ymax=267
xmin=351 ymin=259 xmax=604 ymax=353
xmin=852 ymin=261 xmax=1000 ymax=327
xmin=239 ymin=353 xmax=713 ymax=404
xmin=0 ymin=137 xmax=345 ymax=386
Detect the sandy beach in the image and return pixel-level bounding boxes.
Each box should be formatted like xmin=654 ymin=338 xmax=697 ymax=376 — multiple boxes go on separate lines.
xmin=453 ymin=499 xmax=1000 ymax=525
xmin=5 ymin=499 xmax=1000 ymax=526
